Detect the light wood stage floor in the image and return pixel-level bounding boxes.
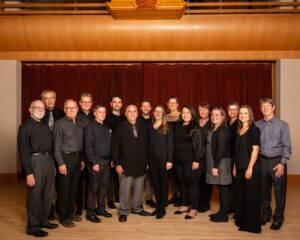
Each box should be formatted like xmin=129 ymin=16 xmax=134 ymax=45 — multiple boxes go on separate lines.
xmin=0 ymin=182 xmax=299 ymax=240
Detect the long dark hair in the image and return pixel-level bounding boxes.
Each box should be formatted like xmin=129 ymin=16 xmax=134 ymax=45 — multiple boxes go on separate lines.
xmin=237 ymin=105 xmax=256 ymax=134
xmin=181 ymin=105 xmax=197 ymax=138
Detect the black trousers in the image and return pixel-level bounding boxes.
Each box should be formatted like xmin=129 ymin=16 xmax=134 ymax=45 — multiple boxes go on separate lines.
xmin=217 ymin=185 xmax=230 ymax=216
xmin=107 ymin=166 xmax=119 ymax=202
xmin=235 ymin=169 xmax=261 ymax=233
xmin=57 ymin=154 xmax=81 ymax=222
xmin=27 ymin=155 xmax=55 ymax=234
xmin=168 ymin=168 xmax=179 ymax=198
xmin=86 ymin=163 xmax=110 ymax=216
xmin=149 ymin=158 xmax=169 ymax=211
xmin=75 ymin=166 xmax=89 ymax=215
xmin=198 ymin=171 xmax=213 ymax=210
xmin=175 ymin=161 xmax=201 ymax=210
xmin=261 ymin=156 xmax=287 ymax=223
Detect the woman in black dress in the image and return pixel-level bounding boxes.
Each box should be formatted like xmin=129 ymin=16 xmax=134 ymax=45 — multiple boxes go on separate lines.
xmin=197 ymin=102 xmax=213 ymax=212
xmin=173 ymin=105 xmax=205 ymax=219
xmin=233 ymin=105 xmax=261 ymax=233
xmin=206 ymin=106 xmax=232 ymax=222
xmin=149 ymin=105 xmax=173 ymax=219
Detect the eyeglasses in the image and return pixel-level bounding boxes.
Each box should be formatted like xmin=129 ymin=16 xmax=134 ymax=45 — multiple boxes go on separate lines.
xmin=31 ymin=106 xmax=45 ymax=111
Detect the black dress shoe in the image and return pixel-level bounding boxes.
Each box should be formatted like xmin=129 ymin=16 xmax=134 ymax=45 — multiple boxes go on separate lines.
xmin=146 ymin=199 xmax=156 ymax=208
xmin=270 ymin=221 xmax=282 ymax=230
xmin=174 ymin=209 xmax=189 ymax=215
xmin=197 ymin=206 xmax=211 ymax=213
xmin=119 ymin=215 xmax=127 ymax=222
xmin=132 ymin=210 xmax=150 ymax=216
xmin=59 ymin=219 xmax=75 ymax=228
xmin=95 ymin=209 xmax=113 ymax=218
xmin=184 ymin=215 xmax=194 ymax=220
xmin=28 ymin=229 xmax=48 ymax=238
xmin=86 ymin=215 xmax=101 ymax=223
xmin=209 ymin=211 xmax=221 ymax=219
xmin=108 ymin=200 xmax=117 ymax=210
xmin=210 ymin=214 xmax=229 ymax=222
xmin=156 ymin=210 xmax=166 ymax=219
xmin=41 ymin=222 xmax=59 ymax=229
xmin=72 ymin=214 xmax=82 ymax=222
xmin=261 ymin=217 xmax=271 ymax=225
xmin=150 ymin=209 xmax=159 ymax=216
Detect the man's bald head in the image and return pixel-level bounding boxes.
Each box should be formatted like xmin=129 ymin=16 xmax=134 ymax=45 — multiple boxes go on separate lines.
xmin=125 ymin=105 xmax=138 ymax=124
xmin=64 ymin=99 xmax=78 ymax=120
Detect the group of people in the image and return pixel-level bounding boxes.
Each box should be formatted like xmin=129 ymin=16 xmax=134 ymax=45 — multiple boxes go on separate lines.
xmin=18 ymin=90 xmax=292 ymax=238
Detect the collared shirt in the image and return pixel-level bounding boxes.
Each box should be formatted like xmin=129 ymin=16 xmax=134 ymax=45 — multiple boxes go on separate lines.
xmin=41 ymin=107 xmax=65 ymax=126
xmin=256 ymin=116 xmax=292 ymax=164
xmin=77 ymin=110 xmax=94 ymax=129
xmin=18 ymin=117 xmax=53 ymax=176
xmin=84 ymin=120 xmax=112 ymax=166
xmin=53 ymin=116 xmax=83 ymax=166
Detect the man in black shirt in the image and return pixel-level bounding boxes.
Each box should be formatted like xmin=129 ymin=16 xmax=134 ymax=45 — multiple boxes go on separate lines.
xmin=40 ymin=89 xmax=64 ymax=220
xmin=104 ymin=95 xmax=126 ymax=209
xmin=138 ymin=100 xmax=155 ymax=208
xmin=75 ymin=93 xmax=94 ymax=218
xmin=41 ymin=89 xmax=64 ymax=131
xmin=112 ymin=105 xmax=150 ymax=222
xmin=18 ymin=100 xmax=58 ymax=238
xmin=53 ymin=99 xmax=85 ymax=228
xmin=85 ymin=105 xmax=113 ymax=223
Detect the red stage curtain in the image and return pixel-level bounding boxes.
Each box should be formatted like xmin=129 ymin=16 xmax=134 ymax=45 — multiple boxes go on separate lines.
xmin=22 ymin=63 xmax=272 ymax=121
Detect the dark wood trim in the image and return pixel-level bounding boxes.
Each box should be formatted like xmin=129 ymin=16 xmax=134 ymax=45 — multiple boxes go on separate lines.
xmin=0 ymin=173 xmax=22 ymax=182
xmin=288 ymin=175 xmax=300 ymax=184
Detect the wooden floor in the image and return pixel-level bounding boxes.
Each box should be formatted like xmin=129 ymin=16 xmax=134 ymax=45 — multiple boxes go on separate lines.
xmin=0 ymin=182 xmax=300 ymax=240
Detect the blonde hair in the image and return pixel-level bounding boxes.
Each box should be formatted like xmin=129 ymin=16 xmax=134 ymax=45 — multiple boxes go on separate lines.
xmin=153 ymin=105 xmax=168 ymax=135
xmin=211 ymin=106 xmax=226 ymax=131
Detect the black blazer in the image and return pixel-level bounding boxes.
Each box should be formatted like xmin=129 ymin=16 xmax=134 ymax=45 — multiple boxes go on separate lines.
xmin=111 ymin=120 xmax=148 ymax=177
xmin=211 ymin=125 xmax=231 ymax=168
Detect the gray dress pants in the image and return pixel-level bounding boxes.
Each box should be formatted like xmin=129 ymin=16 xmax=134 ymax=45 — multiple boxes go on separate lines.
xmin=119 ymin=174 xmax=146 ymax=215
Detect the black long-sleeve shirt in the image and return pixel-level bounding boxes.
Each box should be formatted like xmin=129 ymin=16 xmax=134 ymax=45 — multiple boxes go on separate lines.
xmin=211 ymin=125 xmax=231 ymax=168
xmin=149 ymin=125 xmax=173 ymax=163
xmin=77 ymin=110 xmax=94 ymax=129
xmin=104 ymin=112 xmax=126 ymax=132
xmin=84 ymin=120 xmax=112 ymax=167
xmin=18 ymin=117 xmax=53 ymax=176
xmin=53 ymin=116 xmax=83 ymax=166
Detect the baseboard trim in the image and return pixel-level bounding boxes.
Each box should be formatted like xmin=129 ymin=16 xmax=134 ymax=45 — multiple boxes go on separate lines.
xmin=0 ymin=173 xmax=23 ymax=182
xmin=288 ymin=175 xmax=300 ymax=184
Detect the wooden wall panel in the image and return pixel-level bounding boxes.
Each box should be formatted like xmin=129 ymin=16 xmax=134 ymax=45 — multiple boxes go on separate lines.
xmin=0 ymin=14 xmax=300 ymax=60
